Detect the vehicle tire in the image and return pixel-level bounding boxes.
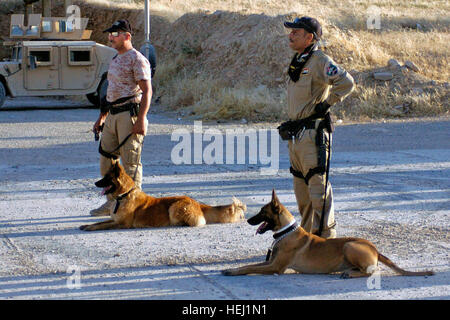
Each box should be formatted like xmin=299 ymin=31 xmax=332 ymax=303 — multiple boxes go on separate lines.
xmin=0 ymin=82 xmax=6 ymax=108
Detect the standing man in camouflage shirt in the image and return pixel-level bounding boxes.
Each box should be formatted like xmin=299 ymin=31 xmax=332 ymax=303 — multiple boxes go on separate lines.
xmin=281 ymin=17 xmax=354 ymax=238
xmin=91 ymin=20 xmax=152 ymax=216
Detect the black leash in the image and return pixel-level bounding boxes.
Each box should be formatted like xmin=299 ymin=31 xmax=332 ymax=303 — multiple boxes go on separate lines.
xmin=98 ymin=132 xmax=141 ymax=185
xmin=317 ymin=133 xmax=332 ymax=237
xmin=99 ymin=133 xmax=133 ymax=160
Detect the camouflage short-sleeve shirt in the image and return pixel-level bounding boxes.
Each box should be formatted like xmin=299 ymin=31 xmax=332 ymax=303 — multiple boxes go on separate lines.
xmin=107 ymin=48 xmax=151 ymax=103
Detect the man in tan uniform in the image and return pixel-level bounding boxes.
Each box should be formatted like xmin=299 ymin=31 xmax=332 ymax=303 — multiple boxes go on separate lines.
xmin=91 ymin=20 xmax=152 ymax=216
xmin=280 ymin=17 xmax=354 ymax=238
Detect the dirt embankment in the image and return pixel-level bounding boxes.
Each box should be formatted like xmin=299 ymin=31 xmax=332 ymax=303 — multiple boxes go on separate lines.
xmin=1 ymin=0 xmax=449 ymax=121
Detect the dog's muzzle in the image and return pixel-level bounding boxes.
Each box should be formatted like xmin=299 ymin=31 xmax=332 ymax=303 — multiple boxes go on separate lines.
xmin=248 ymin=213 xmax=274 ymax=235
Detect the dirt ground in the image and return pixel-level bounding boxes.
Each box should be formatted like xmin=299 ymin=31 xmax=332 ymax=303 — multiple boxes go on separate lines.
xmin=0 ymin=97 xmax=449 ymax=300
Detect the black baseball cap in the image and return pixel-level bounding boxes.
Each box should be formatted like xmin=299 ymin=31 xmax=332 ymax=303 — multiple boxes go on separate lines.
xmin=103 ymin=19 xmax=133 ymax=34
xmin=284 ymin=17 xmax=322 ymax=40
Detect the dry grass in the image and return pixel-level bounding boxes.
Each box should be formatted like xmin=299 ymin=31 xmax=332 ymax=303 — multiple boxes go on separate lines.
xmin=164 ymin=77 xmax=287 ymax=121
xmin=1 ymin=0 xmax=448 ymax=121
xmin=150 ymin=0 xmax=449 ymax=121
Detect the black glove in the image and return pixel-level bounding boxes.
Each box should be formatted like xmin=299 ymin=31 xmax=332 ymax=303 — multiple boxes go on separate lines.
xmin=277 ymin=120 xmax=297 ymax=141
xmin=314 ymin=101 xmax=331 ymax=117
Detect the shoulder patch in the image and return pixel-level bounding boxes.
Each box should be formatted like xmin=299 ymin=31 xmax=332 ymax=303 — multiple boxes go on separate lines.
xmin=323 ymin=60 xmax=343 ymax=81
xmin=325 ymin=62 xmax=339 ymax=77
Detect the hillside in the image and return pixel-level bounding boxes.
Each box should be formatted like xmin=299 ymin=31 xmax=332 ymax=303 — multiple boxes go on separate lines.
xmin=1 ymin=0 xmax=449 ymax=121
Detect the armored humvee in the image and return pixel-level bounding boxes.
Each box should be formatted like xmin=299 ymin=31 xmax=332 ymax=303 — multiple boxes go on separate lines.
xmin=0 ymin=12 xmax=117 ymax=108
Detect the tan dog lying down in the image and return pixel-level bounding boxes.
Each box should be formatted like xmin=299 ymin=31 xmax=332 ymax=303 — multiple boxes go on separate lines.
xmin=222 ymin=190 xmax=434 ymax=278
xmin=80 ymin=162 xmax=246 ymax=231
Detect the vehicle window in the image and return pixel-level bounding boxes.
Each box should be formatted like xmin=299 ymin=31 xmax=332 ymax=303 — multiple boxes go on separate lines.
xmin=59 ymin=20 xmax=67 ymax=32
xmin=66 ymin=21 xmax=74 ymax=32
xmin=70 ymin=50 xmax=90 ymax=62
xmin=11 ymin=25 xmax=23 ymax=36
xmin=42 ymin=20 xmax=52 ymax=33
xmin=29 ymin=48 xmax=52 ymax=66
xmin=58 ymin=20 xmax=74 ymax=33
xmin=25 ymin=25 xmax=39 ymax=36
xmin=12 ymin=47 xmax=22 ymax=61
xmin=30 ymin=50 xmax=50 ymax=62
xmin=68 ymin=47 xmax=93 ymax=66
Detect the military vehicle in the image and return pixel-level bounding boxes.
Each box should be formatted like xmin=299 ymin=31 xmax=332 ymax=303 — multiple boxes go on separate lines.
xmin=0 ymin=0 xmax=157 ymax=109
xmin=0 ymin=0 xmax=117 ymax=108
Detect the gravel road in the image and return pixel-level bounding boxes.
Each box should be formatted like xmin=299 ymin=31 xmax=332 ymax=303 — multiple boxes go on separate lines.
xmin=0 ymin=97 xmax=448 ymax=300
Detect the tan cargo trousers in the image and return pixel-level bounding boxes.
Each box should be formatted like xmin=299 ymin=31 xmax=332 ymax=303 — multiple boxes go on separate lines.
xmin=99 ymin=111 xmax=144 ymax=189
xmin=288 ymin=123 xmax=336 ymax=239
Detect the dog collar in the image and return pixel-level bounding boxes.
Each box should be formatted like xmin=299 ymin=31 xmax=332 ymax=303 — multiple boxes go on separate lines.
xmin=113 ymin=188 xmax=135 ymax=214
xmin=266 ymin=220 xmax=299 ymax=261
xmin=273 ymin=220 xmax=298 ymax=240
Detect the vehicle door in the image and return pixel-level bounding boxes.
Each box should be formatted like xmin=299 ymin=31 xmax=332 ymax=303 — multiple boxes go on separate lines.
xmin=60 ymin=45 xmax=96 ymax=90
xmin=24 ymin=45 xmax=60 ymax=90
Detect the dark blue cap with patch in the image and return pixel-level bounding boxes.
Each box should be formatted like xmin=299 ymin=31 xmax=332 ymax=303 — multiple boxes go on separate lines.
xmin=284 ymin=17 xmax=322 ymax=40
xmin=103 ymin=19 xmax=133 ymax=34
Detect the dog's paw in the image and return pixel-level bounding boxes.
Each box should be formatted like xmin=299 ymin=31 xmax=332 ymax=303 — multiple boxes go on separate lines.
xmin=80 ymin=225 xmax=93 ymax=231
xmin=221 ymin=269 xmax=234 ymax=276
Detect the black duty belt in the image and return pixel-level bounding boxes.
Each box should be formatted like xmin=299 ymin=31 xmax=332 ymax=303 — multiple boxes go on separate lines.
xmin=101 ymin=92 xmax=140 ymax=113
xmin=299 ymin=119 xmax=316 ymax=130
xmin=109 ymin=102 xmax=139 ymax=115
xmin=277 ymin=116 xmax=319 ymax=141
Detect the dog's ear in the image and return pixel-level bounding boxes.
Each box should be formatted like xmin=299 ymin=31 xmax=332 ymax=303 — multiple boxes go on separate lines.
xmin=271 ymin=189 xmax=280 ymax=204
xmin=112 ymin=161 xmax=121 ymax=177
xmin=271 ymin=189 xmax=281 ymax=213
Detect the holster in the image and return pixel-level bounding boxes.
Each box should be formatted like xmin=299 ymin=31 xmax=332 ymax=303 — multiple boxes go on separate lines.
xmin=315 ymin=113 xmax=334 ymax=172
xmin=109 ymin=103 xmax=140 ymax=116
xmin=277 ymin=116 xmax=316 ymax=141
xmin=323 ymin=112 xmax=335 ymax=133
xmin=316 ymin=124 xmax=327 ymax=172
xmin=277 ymin=120 xmax=299 ymax=140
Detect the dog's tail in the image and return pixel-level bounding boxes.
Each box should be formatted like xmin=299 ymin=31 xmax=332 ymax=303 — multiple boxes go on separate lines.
xmin=201 ymin=197 xmax=247 ymax=224
xmin=378 ymin=253 xmax=434 ymax=276
xmin=230 ymin=196 xmax=247 ymax=219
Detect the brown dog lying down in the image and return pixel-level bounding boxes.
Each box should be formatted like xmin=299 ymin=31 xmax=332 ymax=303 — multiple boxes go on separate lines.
xmin=80 ymin=162 xmax=246 ymax=231
xmin=222 ymin=190 xmax=434 ymax=278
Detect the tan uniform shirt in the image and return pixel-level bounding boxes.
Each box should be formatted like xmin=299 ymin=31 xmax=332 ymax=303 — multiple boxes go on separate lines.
xmin=287 ymin=49 xmax=355 ymax=120
xmin=107 ymin=48 xmax=151 ymax=104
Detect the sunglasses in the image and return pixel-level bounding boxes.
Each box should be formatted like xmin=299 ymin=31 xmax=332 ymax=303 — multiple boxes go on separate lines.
xmin=109 ymin=31 xmax=128 ymax=37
